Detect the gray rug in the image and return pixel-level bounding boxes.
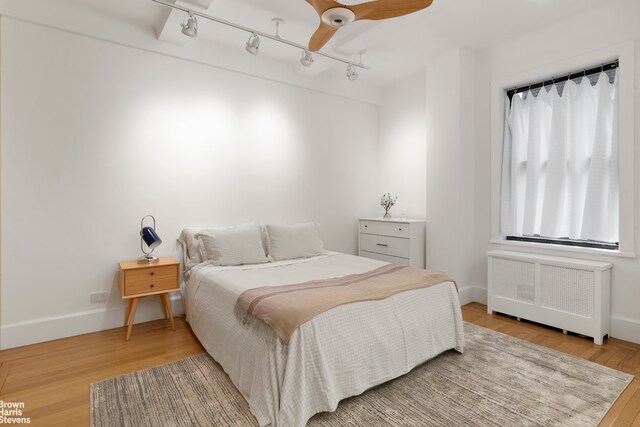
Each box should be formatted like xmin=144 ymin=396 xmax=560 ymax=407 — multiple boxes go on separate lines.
xmin=91 ymin=323 xmax=632 ymax=426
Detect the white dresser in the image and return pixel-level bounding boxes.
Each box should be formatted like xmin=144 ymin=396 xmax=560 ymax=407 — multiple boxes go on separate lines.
xmin=358 ymin=218 xmax=426 ymax=268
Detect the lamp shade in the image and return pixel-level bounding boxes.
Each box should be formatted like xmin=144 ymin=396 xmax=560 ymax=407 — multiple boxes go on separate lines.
xmin=141 ymin=226 xmax=162 ymax=249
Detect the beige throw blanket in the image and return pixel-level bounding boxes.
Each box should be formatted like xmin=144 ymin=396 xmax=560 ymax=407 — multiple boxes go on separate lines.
xmin=235 ymin=264 xmax=455 ymax=344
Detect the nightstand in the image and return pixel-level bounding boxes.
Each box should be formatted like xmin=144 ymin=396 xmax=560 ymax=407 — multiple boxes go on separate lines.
xmin=119 ymin=257 xmax=180 ymax=340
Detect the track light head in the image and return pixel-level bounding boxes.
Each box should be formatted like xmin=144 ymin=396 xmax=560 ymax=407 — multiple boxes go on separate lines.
xmin=346 ymin=64 xmax=358 ymax=82
xmin=245 ymin=33 xmax=260 ymax=55
xmin=181 ymin=13 xmax=198 ymax=38
xmin=300 ymin=49 xmax=314 ymax=68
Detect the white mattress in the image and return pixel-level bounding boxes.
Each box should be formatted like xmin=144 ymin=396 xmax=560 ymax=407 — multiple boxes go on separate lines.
xmin=185 ymin=252 xmax=465 ymax=427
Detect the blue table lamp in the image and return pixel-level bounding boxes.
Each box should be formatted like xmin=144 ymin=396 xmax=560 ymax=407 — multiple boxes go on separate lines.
xmin=138 ymin=215 xmax=162 ymax=264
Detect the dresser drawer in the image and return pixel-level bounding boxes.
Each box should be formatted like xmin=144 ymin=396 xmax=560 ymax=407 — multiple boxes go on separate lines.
xmin=125 ymin=265 xmax=177 ymax=283
xmin=359 ymin=233 xmax=410 ymax=258
xmin=124 ymin=275 xmax=178 ymax=296
xmin=359 ymin=220 xmax=409 ymax=238
xmin=360 ymin=250 xmax=410 ymax=266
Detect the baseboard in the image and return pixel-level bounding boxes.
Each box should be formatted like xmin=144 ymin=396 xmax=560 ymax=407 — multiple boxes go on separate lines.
xmin=458 ymin=286 xmax=488 ymax=306
xmin=458 ymin=286 xmax=474 ymax=305
xmin=5 ymin=291 xmax=637 ymax=348
xmin=611 ymin=315 xmax=640 ymax=344
xmin=0 ymin=296 xmax=184 ymax=350
xmin=472 ymin=287 xmax=487 ymax=305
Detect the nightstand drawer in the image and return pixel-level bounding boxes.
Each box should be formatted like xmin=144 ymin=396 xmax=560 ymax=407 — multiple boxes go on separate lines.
xmin=359 ymin=233 xmax=410 ymax=258
xmin=359 ymin=220 xmax=409 ymax=238
xmin=124 ymin=276 xmax=178 ymax=296
xmin=125 ymin=265 xmax=177 ymax=282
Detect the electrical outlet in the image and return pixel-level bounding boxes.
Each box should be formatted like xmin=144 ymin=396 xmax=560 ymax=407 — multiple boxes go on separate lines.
xmin=90 ymin=291 xmax=108 ymax=303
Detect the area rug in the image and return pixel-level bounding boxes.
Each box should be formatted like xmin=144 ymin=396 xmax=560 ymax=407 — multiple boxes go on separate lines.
xmin=91 ymin=323 xmax=633 ymax=426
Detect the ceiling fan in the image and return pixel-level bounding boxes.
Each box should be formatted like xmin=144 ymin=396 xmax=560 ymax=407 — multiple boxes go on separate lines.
xmin=305 ymin=0 xmax=433 ymax=52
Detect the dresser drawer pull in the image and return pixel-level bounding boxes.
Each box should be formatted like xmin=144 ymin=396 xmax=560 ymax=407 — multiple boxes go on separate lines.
xmin=376 ymin=243 xmax=388 ymax=247
xmin=150 ymin=272 xmax=155 ymax=276
xmin=150 ymin=284 xmax=155 ymax=288
xmin=364 ymin=225 xmax=368 ymax=227
xmin=399 ymin=228 xmax=403 ymax=231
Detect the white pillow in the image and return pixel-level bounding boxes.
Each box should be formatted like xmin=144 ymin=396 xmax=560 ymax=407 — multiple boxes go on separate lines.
xmin=265 ymin=222 xmax=324 ymax=261
xmin=178 ymin=227 xmax=210 ymax=270
xmin=178 ymin=221 xmax=267 ymax=269
xmin=195 ymin=224 xmax=268 ymax=266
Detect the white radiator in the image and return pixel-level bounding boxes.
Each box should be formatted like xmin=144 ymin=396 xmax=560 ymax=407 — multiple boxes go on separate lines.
xmin=487 ymin=250 xmax=612 ymax=344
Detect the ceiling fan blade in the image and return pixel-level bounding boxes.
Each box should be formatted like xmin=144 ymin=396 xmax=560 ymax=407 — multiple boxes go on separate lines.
xmin=306 ymin=0 xmax=343 ymax=16
xmin=308 ymin=22 xmax=338 ymax=52
xmin=350 ymin=0 xmax=433 ymax=21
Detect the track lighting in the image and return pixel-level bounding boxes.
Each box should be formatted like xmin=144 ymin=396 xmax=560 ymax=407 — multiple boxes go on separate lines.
xmin=271 ymin=18 xmax=284 ymax=39
xmin=245 ymin=33 xmax=260 ymax=55
xmin=346 ymin=64 xmax=358 ymax=82
xmin=181 ymin=13 xmax=198 ymax=38
xmin=300 ymin=49 xmax=314 ymax=68
xmin=152 ymin=0 xmax=371 ymax=77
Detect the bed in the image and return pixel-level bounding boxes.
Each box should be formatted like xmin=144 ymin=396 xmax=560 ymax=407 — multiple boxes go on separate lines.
xmin=183 ymin=250 xmax=465 ymax=427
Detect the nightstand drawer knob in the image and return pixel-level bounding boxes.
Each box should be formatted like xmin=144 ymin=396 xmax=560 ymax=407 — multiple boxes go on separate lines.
xmin=150 ymin=272 xmax=155 ymax=276
xmin=150 ymin=284 xmax=155 ymax=288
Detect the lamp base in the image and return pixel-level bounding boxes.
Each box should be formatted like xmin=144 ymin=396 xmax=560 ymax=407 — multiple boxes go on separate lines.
xmin=137 ymin=255 xmax=160 ymax=264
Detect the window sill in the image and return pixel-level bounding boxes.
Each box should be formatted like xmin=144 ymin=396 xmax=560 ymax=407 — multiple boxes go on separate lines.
xmin=489 ymin=238 xmax=636 ymax=259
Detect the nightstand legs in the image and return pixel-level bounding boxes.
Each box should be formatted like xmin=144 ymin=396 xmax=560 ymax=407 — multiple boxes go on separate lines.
xmin=124 ymin=299 xmax=133 ymax=326
xmin=159 ymin=294 xmax=168 ymax=319
xmin=126 ymin=298 xmax=139 ymax=341
xmin=163 ymin=293 xmax=176 ymax=331
xmin=124 ymin=294 xmax=175 ymax=340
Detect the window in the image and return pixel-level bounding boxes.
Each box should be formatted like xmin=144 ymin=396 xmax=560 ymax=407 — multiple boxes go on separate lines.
xmin=500 ymin=62 xmax=619 ymax=250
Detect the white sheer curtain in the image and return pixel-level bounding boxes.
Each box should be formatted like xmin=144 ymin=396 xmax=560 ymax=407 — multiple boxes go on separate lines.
xmin=501 ymin=72 xmax=619 ymax=243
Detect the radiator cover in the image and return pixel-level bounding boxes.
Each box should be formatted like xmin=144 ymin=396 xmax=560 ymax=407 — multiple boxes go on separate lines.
xmin=487 ymin=250 xmax=612 ymax=345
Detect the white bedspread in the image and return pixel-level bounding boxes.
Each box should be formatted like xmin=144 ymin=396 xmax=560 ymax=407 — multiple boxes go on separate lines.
xmin=185 ymin=252 xmax=465 ymax=427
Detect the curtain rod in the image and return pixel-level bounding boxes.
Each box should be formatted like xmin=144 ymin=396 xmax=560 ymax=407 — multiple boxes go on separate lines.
xmin=506 ymin=60 xmax=619 ymax=100
xmin=150 ymin=0 xmax=371 ymax=70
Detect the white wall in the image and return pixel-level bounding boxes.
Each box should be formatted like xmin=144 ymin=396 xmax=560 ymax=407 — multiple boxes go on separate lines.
xmin=378 ymin=0 xmax=640 ymax=341
xmin=377 ymin=72 xmax=426 ymax=219
xmin=0 ymin=18 xmax=380 ymax=348
xmin=5 ymin=0 xmax=639 ymax=349
xmin=477 ymin=0 xmax=640 ymax=343
xmin=424 ymin=48 xmax=479 ymax=304
xmin=378 ymin=51 xmax=482 ymax=304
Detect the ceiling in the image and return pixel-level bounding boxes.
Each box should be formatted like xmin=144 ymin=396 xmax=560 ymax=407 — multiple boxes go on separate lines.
xmin=150 ymin=0 xmax=609 ymax=86
xmin=1 ymin=0 xmax=610 ymax=88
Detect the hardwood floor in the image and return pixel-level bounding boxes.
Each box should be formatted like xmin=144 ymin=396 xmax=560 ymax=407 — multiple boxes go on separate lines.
xmin=0 ymin=304 xmax=638 ymax=426
xmin=0 ymin=318 xmax=205 ymax=426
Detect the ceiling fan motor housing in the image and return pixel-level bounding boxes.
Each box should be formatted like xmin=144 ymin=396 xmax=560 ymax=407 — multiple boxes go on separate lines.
xmin=321 ymin=7 xmax=356 ymax=28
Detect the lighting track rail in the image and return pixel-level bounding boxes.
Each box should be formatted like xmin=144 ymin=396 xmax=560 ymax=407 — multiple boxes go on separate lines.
xmin=150 ymin=0 xmax=370 ymax=71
